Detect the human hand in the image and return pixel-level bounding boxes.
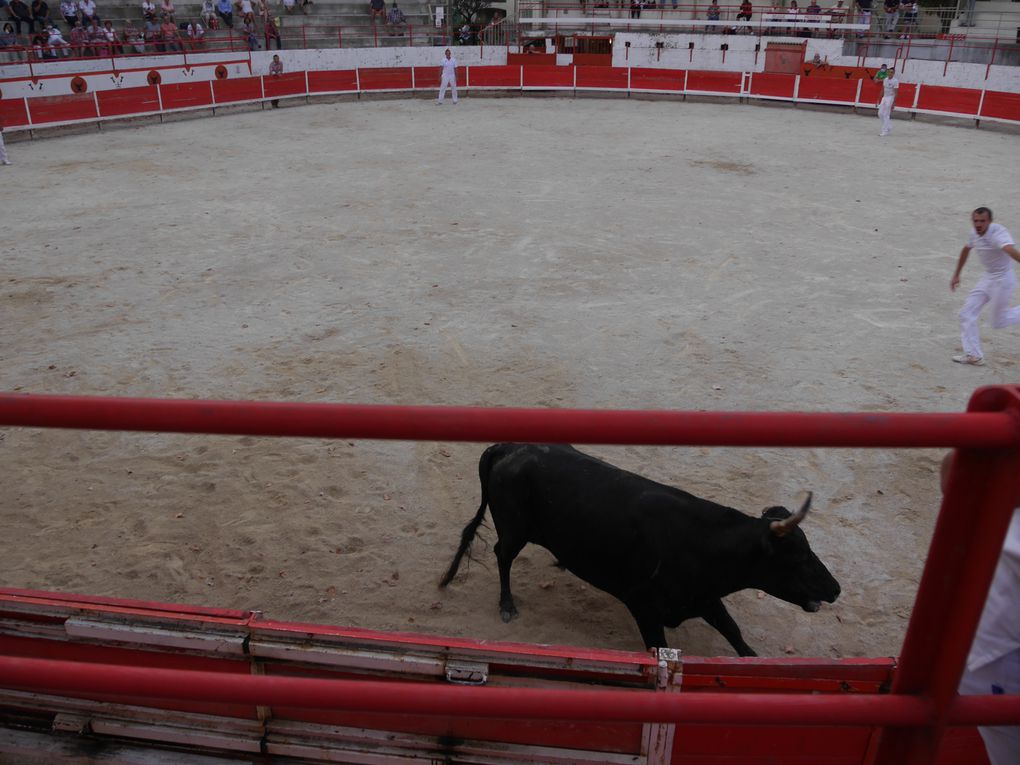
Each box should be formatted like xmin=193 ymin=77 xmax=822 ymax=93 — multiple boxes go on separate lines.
xmin=950 ymin=276 xmax=960 ymax=291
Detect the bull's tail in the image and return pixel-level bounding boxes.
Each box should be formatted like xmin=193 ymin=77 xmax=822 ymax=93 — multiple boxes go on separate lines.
xmin=438 ymin=443 xmax=504 ymax=588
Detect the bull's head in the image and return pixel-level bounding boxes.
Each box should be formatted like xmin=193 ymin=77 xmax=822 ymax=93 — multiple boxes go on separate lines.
xmin=757 ymin=492 xmax=841 ymax=613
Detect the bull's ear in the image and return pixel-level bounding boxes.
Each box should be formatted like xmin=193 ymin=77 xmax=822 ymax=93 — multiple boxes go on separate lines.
xmin=768 ymin=491 xmax=812 ymax=537
xmin=761 ymin=506 xmax=791 ymax=521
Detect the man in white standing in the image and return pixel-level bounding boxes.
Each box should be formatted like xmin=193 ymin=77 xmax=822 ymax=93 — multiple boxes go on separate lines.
xmin=876 ymin=64 xmax=898 ymax=136
xmin=0 ymin=125 xmax=10 ymax=166
xmin=950 ymin=207 xmax=1020 ymax=366
xmin=437 ymin=48 xmax=458 ymax=105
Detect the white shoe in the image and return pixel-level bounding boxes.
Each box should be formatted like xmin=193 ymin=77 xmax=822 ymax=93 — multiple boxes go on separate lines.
xmin=952 ymin=354 xmax=985 ymax=366
xmin=1 ymin=160 xmax=9 ymax=165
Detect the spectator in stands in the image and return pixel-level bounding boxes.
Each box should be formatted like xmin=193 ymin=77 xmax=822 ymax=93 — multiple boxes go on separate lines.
xmin=122 ymin=18 xmax=144 ymax=51
xmin=457 ymin=21 xmax=474 ymax=44
xmin=160 ymin=13 xmax=180 ymax=49
xmin=898 ymin=0 xmax=916 ymax=36
xmin=827 ymin=0 xmax=846 ymax=21
xmin=882 ymin=0 xmax=897 ymax=35
xmin=281 ymin=0 xmax=296 ymax=14
xmin=200 ymin=0 xmax=216 ymax=27
xmin=806 ymin=0 xmax=820 ymax=13
xmin=68 ymin=16 xmax=86 ymax=52
xmin=30 ymin=0 xmax=48 ymax=31
xmin=143 ymin=13 xmax=161 ymax=48
xmin=234 ymin=0 xmax=252 ymax=18
xmin=386 ymin=0 xmax=404 ymax=35
xmin=8 ymin=0 xmax=32 ymax=34
xmin=264 ymin=13 xmax=280 ymax=47
xmin=241 ymin=10 xmax=257 ymax=48
xmin=368 ymin=0 xmax=385 ymax=22
xmin=855 ymin=0 xmax=871 ymax=34
xmin=736 ymin=0 xmax=752 ymax=23
xmin=268 ymin=52 xmax=282 ymax=106
xmin=88 ymin=16 xmax=106 ymax=53
xmin=300 ymin=0 xmax=311 ymax=14
xmin=30 ymin=27 xmax=50 ymax=56
xmin=706 ymin=0 xmax=720 ymax=21
xmin=160 ymin=0 xmax=174 ymax=21
xmin=629 ymin=0 xmax=641 ymax=19
xmin=141 ymin=0 xmax=155 ymax=20
xmin=256 ymin=0 xmax=268 ymax=21
xmin=0 ymin=22 xmax=17 ymax=53
xmin=101 ymin=18 xmax=117 ymax=51
xmin=215 ymin=0 xmax=232 ymax=27
xmin=187 ymin=17 xmax=204 ymax=47
xmin=59 ymin=0 xmax=78 ymax=28
xmin=77 ymin=0 xmax=97 ymax=25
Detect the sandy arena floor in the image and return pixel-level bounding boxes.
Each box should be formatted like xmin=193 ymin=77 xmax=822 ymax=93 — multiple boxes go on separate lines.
xmin=2 ymin=95 xmax=1019 ymax=659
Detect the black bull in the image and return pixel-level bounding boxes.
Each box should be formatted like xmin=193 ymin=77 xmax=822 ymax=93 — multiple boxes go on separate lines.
xmin=439 ymin=443 xmax=841 ymax=656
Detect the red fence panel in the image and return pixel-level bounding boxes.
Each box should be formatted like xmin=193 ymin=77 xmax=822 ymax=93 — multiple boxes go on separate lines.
xmin=262 ymin=72 xmax=306 ymax=99
xmin=96 ymin=86 xmax=161 ymax=117
xmin=895 ymin=82 xmax=917 ymax=108
xmin=684 ymin=70 xmax=742 ymax=95
xmin=0 ymin=98 xmax=30 ymax=128
xmin=159 ymin=81 xmax=214 ymax=110
xmin=212 ymin=76 xmax=263 ymax=104
xmin=27 ymin=93 xmax=97 ymax=125
xmin=748 ymin=72 xmax=796 ymax=99
xmin=307 ymin=69 xmax=358 ymax=93
xmin=915 ymin=84 xmax=982 ymax=116
xmin=522 ymin=65 xmax=574 ymax=89
xmin=507 ymin=53 xmax=556 ymax=66
xmin=978 ymin=89 xmax=1020 ymax=122
xmin=357 ymin=67 xmax=413 ymax=91
xmin=467 ymin=65 xmax=520 ymax=88
xmin=797 ymin=77 xmax=858 ymax=104
xmin=629 ymin=67 xmax=685 ymax=92
xmin=574 ymin=65 xmax=627 ymax=90
xmin=412 ymin=66 xmax=440 ymax=89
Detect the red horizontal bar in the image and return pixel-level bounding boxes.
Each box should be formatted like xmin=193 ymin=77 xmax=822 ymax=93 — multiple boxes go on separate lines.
xmin=1 ymin=393 xmax=1019 ymax=448
xmin=0 ymin=656 xmax=935 ymax=726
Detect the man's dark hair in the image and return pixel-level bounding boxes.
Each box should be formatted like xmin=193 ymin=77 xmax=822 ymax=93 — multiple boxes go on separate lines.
xmin=973 ymin=207 xmax=993 ymax=220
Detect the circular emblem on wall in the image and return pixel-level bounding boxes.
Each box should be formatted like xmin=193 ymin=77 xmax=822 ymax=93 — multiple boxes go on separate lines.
xmin=70 ymin=76 xmax=88 ymax=94
xmin=215 ymin=65 xmax=228 ymax=80
xmin=147 ymin=70 xmax=162 ymax=86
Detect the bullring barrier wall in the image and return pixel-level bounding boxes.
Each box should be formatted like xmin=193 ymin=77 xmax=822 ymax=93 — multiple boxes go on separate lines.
xmin=2 ymin=59 xmax=1019 ymax=132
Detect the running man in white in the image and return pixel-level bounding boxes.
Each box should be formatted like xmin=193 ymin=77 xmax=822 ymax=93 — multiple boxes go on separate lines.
xmin=437 ymin=48 xmax=458 ymax=105
xmin=950 ymin=207 xmax=1020 ymax=366
xmin=876 ymin=65 xmax=899 ymax=136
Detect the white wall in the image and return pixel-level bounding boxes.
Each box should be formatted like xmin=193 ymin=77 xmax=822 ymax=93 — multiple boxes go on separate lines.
xmin=249 ymin=46 xmax=507 ymax=75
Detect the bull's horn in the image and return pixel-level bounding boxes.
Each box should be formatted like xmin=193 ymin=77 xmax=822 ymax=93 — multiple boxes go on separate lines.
xmin=770 ymin=491 xmax=812 ymax=537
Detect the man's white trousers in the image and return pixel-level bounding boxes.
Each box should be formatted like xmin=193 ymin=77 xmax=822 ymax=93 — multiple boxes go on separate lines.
xmin=960 ymin=269 xmax=1020 ymax=359
xmin=438 ymin=74 xmax=458 ymax=103
xmin=878 ymin=95 xmax=894 ymax=135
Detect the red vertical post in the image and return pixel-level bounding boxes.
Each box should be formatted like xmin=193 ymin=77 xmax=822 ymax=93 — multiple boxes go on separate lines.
xmin=943 ymin=37 xmax=953 ymax=77
xmin=870 ymin=385 xmax=1020 ymax=765
xmin=985 ymin=39 xmax=996 ymax=80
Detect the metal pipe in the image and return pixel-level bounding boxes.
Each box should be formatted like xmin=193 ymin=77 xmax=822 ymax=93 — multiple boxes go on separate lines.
xmin=1 ymin=392 xmax=1019 ymax=447
xmin=0 ymin=655 xmax=935 ymax=726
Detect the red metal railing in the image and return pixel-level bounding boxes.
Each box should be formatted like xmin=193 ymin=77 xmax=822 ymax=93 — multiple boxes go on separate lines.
xmin=1 ymin=386 xmax=1019 ymax=765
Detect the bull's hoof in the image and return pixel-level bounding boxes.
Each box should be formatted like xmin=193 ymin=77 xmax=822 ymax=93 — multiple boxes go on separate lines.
xmin=500 ymin=605 xmax=518 ymax=623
